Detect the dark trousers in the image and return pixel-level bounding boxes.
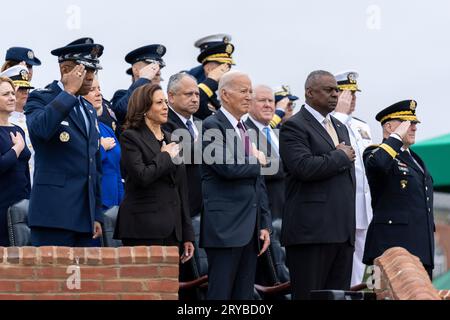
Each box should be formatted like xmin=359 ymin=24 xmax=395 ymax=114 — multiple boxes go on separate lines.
xmin=205 ymin=236 xmax=258 ymax=300
xmin=31 ymin=227 xmax=96 ymax=247
xmin=286 ymin=242 xmax=354 ymax=300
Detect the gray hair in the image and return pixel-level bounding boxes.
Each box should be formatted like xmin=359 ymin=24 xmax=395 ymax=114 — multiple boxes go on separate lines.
xmin=167 ymin=72 xmax=197 ymax=94
xmin=218 ymin=70 xmax=249 ymax=93
xmin=252 ymin=84 xmax=273 ymax=98
xmin=304 ymin=70 xmax=335 ymax=90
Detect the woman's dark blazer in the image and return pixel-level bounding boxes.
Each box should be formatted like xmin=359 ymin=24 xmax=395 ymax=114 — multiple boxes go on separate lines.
xmin=113 ymin=125 xmax=194 ymax=243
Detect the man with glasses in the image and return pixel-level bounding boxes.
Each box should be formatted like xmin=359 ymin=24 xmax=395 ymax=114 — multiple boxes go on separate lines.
xmin=363 ymin=100 xmax=435 ymax=279
xmin=111 ymin=44 xmax=166 ymax=124
xmin=24 ymin=38 xmax=104 ymax=247
xmin=270 ymin=85 xmax=299 ymax=129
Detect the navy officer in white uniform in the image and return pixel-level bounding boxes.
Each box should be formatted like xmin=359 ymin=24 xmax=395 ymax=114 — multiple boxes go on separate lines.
xmin=333 ymin=70 xmax=373 ymax=286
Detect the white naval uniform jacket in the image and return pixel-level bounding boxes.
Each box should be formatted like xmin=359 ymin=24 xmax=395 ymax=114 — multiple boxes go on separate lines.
xmin=9 ymin=111 xmax=35 ymax=185
xmin=333 ymin=112 xmax=373 ymax=229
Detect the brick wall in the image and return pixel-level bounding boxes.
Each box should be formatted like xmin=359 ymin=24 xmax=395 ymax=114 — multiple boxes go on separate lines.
xmin=374 ymin=247 xmax=441 ymax=300
xmin=0 ymin=246 xmax=179 ymax=300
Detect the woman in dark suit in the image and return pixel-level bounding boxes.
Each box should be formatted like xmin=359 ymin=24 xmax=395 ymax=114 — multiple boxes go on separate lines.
xmin=0 ymin=77 xmax=31 ymax=246
xmin=114 ymin=83 xmax=194 ymax=263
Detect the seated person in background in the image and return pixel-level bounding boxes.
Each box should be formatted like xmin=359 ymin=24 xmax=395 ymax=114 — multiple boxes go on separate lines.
xmin=83 ymin=77 xmax=124 ymax=211
xmin=0 ymin=77 xmax=31 ymax=246
xmin=114 ymin=83 xmax=194 ymax=265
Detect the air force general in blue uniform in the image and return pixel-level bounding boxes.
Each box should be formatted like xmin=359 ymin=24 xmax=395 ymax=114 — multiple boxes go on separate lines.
xmin=25 ymin=38 xmax=104 ymax=247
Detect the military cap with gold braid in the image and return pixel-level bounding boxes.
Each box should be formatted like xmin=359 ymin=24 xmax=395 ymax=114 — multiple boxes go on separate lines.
xmin=0 ymin=65 xmax=34 ymax=89
xmin=335 ymin=70 xmax=361 ymax=92
xmin=196 ymin=34 xmax=235 ymax=65
xmin=376 ymin=100 xmax=420 ymax=125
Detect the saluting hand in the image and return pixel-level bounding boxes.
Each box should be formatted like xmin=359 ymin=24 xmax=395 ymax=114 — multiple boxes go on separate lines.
xmin=276 ymin=97 xmax=290 ymax=112
xmin=336 ymin=142 xmax=356 ymax=162
xmin=10 ymin=131 xmax=25 ymax=157
xmin=208 ymin=63 xmax=230 ymax=82
xmin=139 ymin=62 xmax=160 ymax=81
xmin=335 ymin=90 xmax=353 ymax=115
xmin=394 ymin=120 xmax=411 ymax=141
xmin=62 ymin=65 xmax=86 ymax=95
xmin=258 ymin=229 xmax=271 ymax=257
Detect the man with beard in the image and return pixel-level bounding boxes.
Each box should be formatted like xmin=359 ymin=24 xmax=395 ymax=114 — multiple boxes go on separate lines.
xmin=25 ymin=38 xmax=103 ymax=247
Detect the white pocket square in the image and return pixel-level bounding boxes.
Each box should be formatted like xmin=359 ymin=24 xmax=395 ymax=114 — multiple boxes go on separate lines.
xmin=61 ymin=121 xmax=70 ymax=126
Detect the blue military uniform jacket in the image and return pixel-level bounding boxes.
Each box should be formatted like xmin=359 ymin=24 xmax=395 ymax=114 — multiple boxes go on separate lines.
xmin=25 ymin=81 xmax=103 ymax=233
xmin=362 ymin=136 xmax=435 ymax=268
xmin=110 ymin=78 xmax=150 ymax=125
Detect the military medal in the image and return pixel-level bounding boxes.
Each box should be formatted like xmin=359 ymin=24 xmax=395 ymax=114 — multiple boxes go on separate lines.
xmin=60 ymin=132 xmax=70 ymax=143
xmin=400 ymin=180 xmax=408 ymax=189
xmin=358 ymin=128 xmax=371 ymax=140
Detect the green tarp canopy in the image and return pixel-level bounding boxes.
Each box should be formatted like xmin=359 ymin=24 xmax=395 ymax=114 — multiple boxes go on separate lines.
xmin=412 ymin=133 xmax=450 ymax=192
xmin=433 ymin=270 xmax=450 ymax=290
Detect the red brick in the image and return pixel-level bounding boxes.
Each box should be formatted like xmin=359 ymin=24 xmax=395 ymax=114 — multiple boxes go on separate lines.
xmin=0 ymin=294 xmax=35 ymax=300
xmin=79 ymin=266 xmax=118 ymax=280
xmin=34 ymin=294 xmax=79 ymax=300
xmin=0 ymin=266 xmax=35 ymax=279
xmin=119 ymin=247 xmax=133 ymax=264
xmin=60 ymin=280 xmax=102 ymax=293
xmin=164 ymin=247 xmax=179 ymax=263
xmin=35 ymin=266 xmax=70 ymax=279
xmin=6 ymin=247 xmax=20 ymax=264
xmin=72 ymin=248 xmax=86 ymax=265
xmin=133 ymin=247 xmax=150 ymax=264
xmin=146 ymin=279 xmax=178 ymax=293
xmin=39 ymin=247 xmax=55 ymax=265
xmin=22 ymin=247 xmax=38 ymax=265
xmin=56 ymin=247 xmax=72 ymax=265
xmin=100 ymin=248 xmax=117 ymax=265
xmin=0 ymin=281 xmax=18 ymax=292
xmin=120 ymin=266 xmax=159 ymax=278
xmin=20 ymin=281 xmax=60 ymax=293
xmin=159 ymin=266 xmax=179 ymax=278
xmin=103 ymin=280 xmax=144 ymax=293
xmin=79 ymin=294 xmax=119 ymax=300
xmin=149 ymin=246 xmax=164 ymax=263
xmin=121 ymin=293 xmax=161 ymax=300
xmin=86 ymin=248 xmax=101 ymax=265
xmin=160 ymin=293 xmax=178 ymax=300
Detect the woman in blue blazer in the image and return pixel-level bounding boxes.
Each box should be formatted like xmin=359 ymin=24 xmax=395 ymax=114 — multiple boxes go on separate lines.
xmin=84 ymin=78 xmax=123 ymax=210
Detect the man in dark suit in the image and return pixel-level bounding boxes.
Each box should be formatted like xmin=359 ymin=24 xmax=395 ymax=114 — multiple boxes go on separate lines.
xmin=279 ymin=70 xmax=356 ymax=300
xmin=201 ymin=71 xmax=272 ymax=300
xmin=25 ymin=38 xmax=103 ymax=246
xmin=363 ymin=100 xmax=435 ymax=279
xmin=245 ymin=84 xmax=285 ymax=220
xmin=163 ymin=72 xmax=202 ymax=218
